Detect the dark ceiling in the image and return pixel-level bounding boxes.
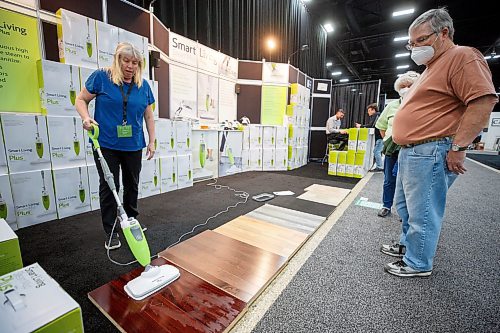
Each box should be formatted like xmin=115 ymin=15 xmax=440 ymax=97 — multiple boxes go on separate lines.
xmin=304 ymin=0 xmax=499 ymax=98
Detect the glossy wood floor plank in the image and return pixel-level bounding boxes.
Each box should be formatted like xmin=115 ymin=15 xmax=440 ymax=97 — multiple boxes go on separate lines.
xmin=88 ymin=257 xmax=247 ymax=333
xmin=159 ymin=230 xmax=287 ymax=303
xmin=214 ymin=216 xmax=308 ymax=258
xmin=246 ymin=204 xmax=325 ymax=234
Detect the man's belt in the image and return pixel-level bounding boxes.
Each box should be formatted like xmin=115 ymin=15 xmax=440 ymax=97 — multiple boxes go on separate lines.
xmin=401 ymin=136 xmax=452 ymax=148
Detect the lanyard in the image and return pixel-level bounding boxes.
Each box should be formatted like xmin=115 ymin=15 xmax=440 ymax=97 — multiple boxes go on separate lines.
xmin=119 ymin=82 xmax=134 ymax=125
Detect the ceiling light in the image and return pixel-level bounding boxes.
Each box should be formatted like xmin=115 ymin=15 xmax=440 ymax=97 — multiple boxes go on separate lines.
xmin=392 ymin=8 xmax=415 ymax=17
xmin=339 ymin=78 xmax=349 ymax=83
xmin=395 ymin=52 xmax=410 ymax=58
xmin=394 ymin=35 xmax=409 ymax=42
xmin=484 ymin=55 xmax=492 ymax=60
xmin=266 ymin=38 xmax=276 ymax=50
xmin=323 ymin=23 xmax=334 ymax=33
xmin=397 ymin=65 xmax=410 ymax=69
xmin=331 ymin=71 xmax=342 ymax=76
xmin=351 ymin=89 xmax=357 ymax=92
xmin=326 ymin=62 xmax=332 ymax=67
xmin=495 ymin=55 xmax=500 ymax=59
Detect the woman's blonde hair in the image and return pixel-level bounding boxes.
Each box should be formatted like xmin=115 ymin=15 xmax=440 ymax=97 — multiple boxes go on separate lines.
xmin=109 ymin=42 xmax=144 ymax=87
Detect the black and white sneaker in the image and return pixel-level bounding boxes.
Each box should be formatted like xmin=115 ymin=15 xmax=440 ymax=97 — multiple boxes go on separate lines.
xmin=104 ymin=233 xmax=121 ymax=250
xmin=384 ymin=260 xmax=432 ymax=277
xmin=380 ymin=243 xmax=406 ymax=257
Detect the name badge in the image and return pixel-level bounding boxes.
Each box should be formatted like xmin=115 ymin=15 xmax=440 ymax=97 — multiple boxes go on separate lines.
xmin=117 ymin=125 xmax=133 ymax=138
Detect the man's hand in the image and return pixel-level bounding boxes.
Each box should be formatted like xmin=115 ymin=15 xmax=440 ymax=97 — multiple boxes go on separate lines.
xmin=340 ymin=130 xmax=348 ymax=135
xmin=146 ymin=142 xmax=156 ymax=160
xmin=446 ymin=150 xmax=467 ymax=174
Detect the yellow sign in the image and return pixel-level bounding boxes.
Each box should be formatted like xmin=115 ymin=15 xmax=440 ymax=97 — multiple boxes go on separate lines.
xmin=261 ymin=85 xmax=288 ymax=125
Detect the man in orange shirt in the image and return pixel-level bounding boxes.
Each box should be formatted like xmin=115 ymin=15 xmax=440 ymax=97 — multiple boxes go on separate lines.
xmin=381 ymin=8 xmax=497 ymax=277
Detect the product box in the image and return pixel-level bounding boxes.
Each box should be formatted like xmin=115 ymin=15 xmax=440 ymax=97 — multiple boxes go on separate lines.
xmin=242 ymin=126 xmax=250 ymax=150
xmin=0 ymin=263 xmax=84 ymax=333
xmin=0 ymin=175 xmax=16 ymax=229
xmin=53 ymin=167 xmax=91 ymax=219
xmin=192 ymin=130 xmax=218 ymax=181
xmin=354 ymin=152 xmax=367 ymax=179
xmin=337 ymin=151 xmax=347 ymax=177
xmin=241 ymin=149 xmax=251 ymax=172
xmin=0 ymin=218 xmax=22 ymax=276
xmin=0 ymin=122 xmax=8 ymax=175
xmin=78 ymin=67 xmax=96 ymax=118
xmin=348 ymin=128 xmax=359 ymax=151
xmin=140 ymin=158 xmax=160 ymax=198
xmin=176 ymin=154 xmax=193 ymax=189
xmin=289 ymin=83 xmax=299 ymax=105
xmin=159 ymin=155 xmax=178 ymax=193
xmin=275 ymin=148 xmax=287 ymax=171
xmin=249 ymin=148 xmax=262 ymax=171
xmin=262 ymin=148 xmax=275 ymax=171
xmin=248 ymin=125 xmax=262 ymax=148
xmin=328 ymin=150 xmax=339 ymax=176
xmin=10 ymin=170 xmax=57 ymax=228
xmin=84 ymin=140 xmax=95 ymax=166
xmin=219 ymin=131 xmax=243 ymax=176
xmin=118 ymin=28 xmax=149 ymax=80
xmin=2 ymin=114 xmax=51 ymax=173
xmin=37 ymin=60 xmax=79 ymax=116
xmin=356 ymin=128 xmax=369 ymax=152
xmin=345 ymin=150 xmax=356 ymax=178
xmin=47 ymin=116 xmax=86 ymax=169
xmin=147 ymin=80 xmax=160 ymax=119
xmin=57 ymin=9 xmax=98 ymax=69
xmin=96 ymin=20 xmax=119 ymax=68
xmin=262 ymin=126 xmax=276 ymax=149
xmin=275 ymin=126 xmax=288 ymax=148
xmin=174 ymin=120 xmax=192 ymax=155
xmin=156 ymin=119 xmax=173 ymax=157
xmin=287 ymin=146 xmax=297 ymax=170
xmin=86 ymin=164 xmax=100 ymax=210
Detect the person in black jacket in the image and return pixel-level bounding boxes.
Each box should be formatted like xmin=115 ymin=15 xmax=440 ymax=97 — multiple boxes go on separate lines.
xmin=356 ymin=103 xmax=383 ymax=171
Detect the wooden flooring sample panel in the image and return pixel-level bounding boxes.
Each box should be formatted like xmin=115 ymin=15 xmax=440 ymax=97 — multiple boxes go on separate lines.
xmin=214 ymin=215 xmax=308 ymax=258
xmin=246 ymin=204 xmax=325 ymax=234
xmin=88 ymin=257 xmax=246 ymax=333
xmin=159 ymin=230 xmax=287 ymax=303
xmin=299 ymin=184 xmax=351 ymax=206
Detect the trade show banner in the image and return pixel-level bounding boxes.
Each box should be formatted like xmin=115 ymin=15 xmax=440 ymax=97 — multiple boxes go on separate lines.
xmin=218 ymin=53 xmax=238 ymax=80
xmin=218 ymin=79 xmax=237 ymax=123
xmin=169 ymin=65 xmax=197 ymax=119
xmin=0 ymin=8 xmax=41 ymax=113
xmin=198 ymin=44 xmax=219 ymax=74
xmin=218 ymin=131 xmax=243 ymax=176
xmin=0 ymin=123 xmax=8 ymax=175
xmin=169 ymin=31 xmax=197 ymax=68
xmin=79 ymin=67 xmax=96 ymax=118
xmin=86 ymin=164 xmax=99 ymax=211
xmin=0 ymin=174 xmax=16 ymax=228
xmin=57 ymin=9 xmax=98 ymax=69
xmin=118 ymin=28 xmax=149 ymax=79
xmin=262 ymin=62 xmax=289 ymax=84
xmin=192 ymin=130 xmax=218 ymax=182
xmin=37 ymin=60 xmax=79 ymax=116
xmin=47 ymin=116 xmax=86 ymax=169
xmin=10 ymin=169 xmax=57 ymax=228
xmin=2 ymin=114 xmax=51 ymax=173
xmin=53 ymin=166 xmax=91 ymax=218
xmin=96 ymin=21 xmax=119 ymax=68
xmin=197 ymin=72 xmax=218 ymax=123
xmin=140 ymin=158 xmax=160 ymax=198
xmin=159 ymin=155 xmax=177 ymax=193
xmin=261 ymin=85 xmax=288 ymax=125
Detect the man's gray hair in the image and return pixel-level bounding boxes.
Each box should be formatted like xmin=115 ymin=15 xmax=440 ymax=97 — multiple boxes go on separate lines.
xmin=409 ymin=7 xmax=454 ymax=41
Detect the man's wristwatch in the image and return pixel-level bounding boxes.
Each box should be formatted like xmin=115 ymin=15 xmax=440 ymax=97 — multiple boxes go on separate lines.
xmin=451 ymin=143 xmax=468 ymax=152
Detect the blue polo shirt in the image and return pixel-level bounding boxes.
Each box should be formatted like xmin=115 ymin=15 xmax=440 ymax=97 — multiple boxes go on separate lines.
xmin=85 ymin=69 xmax=155 ymax=151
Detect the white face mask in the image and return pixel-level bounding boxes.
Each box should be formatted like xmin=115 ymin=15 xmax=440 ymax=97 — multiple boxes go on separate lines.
xmin=411 ymin=46 xmax=435 ymax=65
xmin=399 ymin=87 xmax=410 ymax=98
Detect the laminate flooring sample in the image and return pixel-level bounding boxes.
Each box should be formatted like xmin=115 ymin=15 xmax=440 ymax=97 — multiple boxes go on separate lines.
xmin=298 ymin=184 xmax=351 ymax=206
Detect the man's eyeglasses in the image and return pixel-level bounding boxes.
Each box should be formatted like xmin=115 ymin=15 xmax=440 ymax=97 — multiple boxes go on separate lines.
xmin=405 ymin=32 xmax=437 ymax=50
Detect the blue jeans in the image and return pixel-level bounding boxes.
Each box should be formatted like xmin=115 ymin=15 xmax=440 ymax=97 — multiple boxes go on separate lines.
xmin=373 ymin=138 xmax=384 ymax=169
xmin=382 ymin=154 xmax=398 ymax=209
xmin=395 ymin=138 xmax=458 ymax=271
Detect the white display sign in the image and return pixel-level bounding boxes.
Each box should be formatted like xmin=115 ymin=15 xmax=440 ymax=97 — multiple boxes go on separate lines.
xmin=219 ymin=131 xmax=243 ymax=176
xmin=169 ymin=31 xmax=197 ymax=68
xmin=159 ymin=156 xmax=177 ymax=193
xmin=177 ymin=154 xmax=193 ymax=189
xmin=118 ymin=29 xmax=149 ymax=79
xmin=169 ymin=65 xmax=197 ymax=119
xmin=218 ymin=79 xmax=237 ymax=124
xmin=10 ymin=169 xmax=57 ymax=228
xmin=38 ymin=60 xmax=78 ymax=116
xmin=147 ymin=80 xmax=159 ymax=119
xmin=198 ymin=44 xmax=219 ymax=74
xmin=53 ymin=167 xmax=91 ymax=218
xmin=96 ymin=21 xmax=119 ymax=68
xmin=87 ymin=164 xmax=100 ymax=211
xmin=174 ymin=120 xmax=192 ymax=155
xmin=57 ymin=9 xmax=98 ymax=68
xmin=0 ymin=123 xmax=7 ymax=175
xmin=197 ymin=72 xmax=218 ymax=123
xmin=47 ymin=116 xmax=86 ymax=169
xmin=79 ymin=67 xmax=96 ymax=118
xmin=0 ymin=175 xmax=16 ymax=227
xmin=192 ymin=130 xmax=218 ymax=181
xmin=2 ymin=114 xmax=51 ymax=173
xmin=262 ymin=62 xmax=289 ymax=84
xmin=140 ymin=158 xmax=160 ymax=198
xmin=218 ymin=53 xmax=238 ymax=79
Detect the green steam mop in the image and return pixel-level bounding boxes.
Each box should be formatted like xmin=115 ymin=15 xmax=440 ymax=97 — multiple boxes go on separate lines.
xmin=88 ymin=124 xmax=180 ymax=300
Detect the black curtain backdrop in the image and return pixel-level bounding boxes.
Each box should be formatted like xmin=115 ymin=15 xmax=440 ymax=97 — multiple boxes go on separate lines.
xmin=131 ymin=0 xmax=326 ymax=78
xmin=331 ymin=80 xmax=380 ymax=129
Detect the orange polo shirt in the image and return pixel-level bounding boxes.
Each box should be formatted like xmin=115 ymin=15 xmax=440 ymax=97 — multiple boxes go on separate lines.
xmin=393 ymin=44 xmax=497 ymax=146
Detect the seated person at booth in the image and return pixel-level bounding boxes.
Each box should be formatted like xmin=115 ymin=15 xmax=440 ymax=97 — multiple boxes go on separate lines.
xmin=326 ymin=108 xmax=348 ymax=150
